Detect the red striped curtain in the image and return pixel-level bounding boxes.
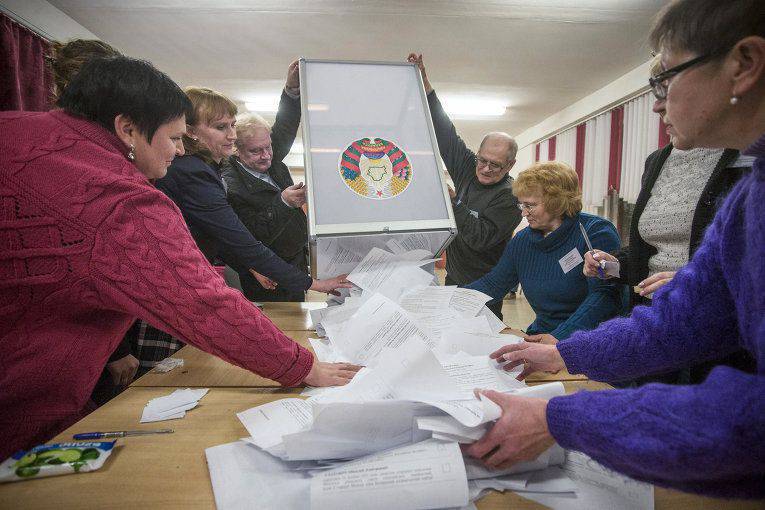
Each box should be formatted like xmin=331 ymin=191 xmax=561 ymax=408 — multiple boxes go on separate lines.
xmin=575 ymin=124 xmax=586 ymax=187
xmin=608 ymin=106 xmax=624 ymax=192
xmin=534 ymin=143 xmax=540 ymax=162
xmin=548 ymin=136 xmax=556 ymax=160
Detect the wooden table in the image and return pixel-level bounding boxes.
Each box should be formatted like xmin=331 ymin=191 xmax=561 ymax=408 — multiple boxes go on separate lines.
xmin=2 ymin=383 xmax=758 ymax=510
xmin=260 ymin=301 xmax=327 ymax=331
xmin=131 ymin=329 xmax=584 ymax=388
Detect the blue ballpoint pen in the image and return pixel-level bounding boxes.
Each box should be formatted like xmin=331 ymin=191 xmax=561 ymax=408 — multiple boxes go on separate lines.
xmin=73 ymin=429 xmax=174 ymax=440
xmin=578 ymin=222 xmax=606 ymax=279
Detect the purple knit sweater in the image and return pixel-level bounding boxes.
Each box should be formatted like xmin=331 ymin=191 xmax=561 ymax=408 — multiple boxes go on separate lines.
xmin=546 ymin=133 xmax=765 ymax=499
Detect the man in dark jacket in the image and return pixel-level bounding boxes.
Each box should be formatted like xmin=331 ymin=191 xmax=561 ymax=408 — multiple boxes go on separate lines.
xmin=222 ymin=69 xmax=309 ymax=301
xmin=408 ymin=54 xmax=522 ymax=320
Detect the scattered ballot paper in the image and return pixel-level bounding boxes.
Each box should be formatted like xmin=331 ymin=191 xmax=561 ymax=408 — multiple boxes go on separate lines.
xmin=152 ymin=357 xmax=184 ymax=373
xmin=206 ymin=245 xmax=621 ymax=510
xmin=310 ymin=439 xmax=469 ymax=510
xmin=140 ymin=388 xmax=208 ymax=423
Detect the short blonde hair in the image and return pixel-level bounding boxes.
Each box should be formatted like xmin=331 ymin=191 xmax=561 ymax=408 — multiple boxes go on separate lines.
xmin=235 ymin=112 xmax=271 ymax=148
xmin=183 ymin=87 xmax=238 ymax=160
xmin=513 ymin=161 xmax=582 ymax=218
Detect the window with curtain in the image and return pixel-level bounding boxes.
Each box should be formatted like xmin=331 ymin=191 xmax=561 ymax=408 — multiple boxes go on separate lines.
xmin=620 ymin=92 xmax=660 ymax=203
xmin=554 ymin=127 xmax=577 ymax=168
xmin=581 ymin=111 xmax=612 ymax=213
xmin=0 ymin=13 xmax=52 ymax=111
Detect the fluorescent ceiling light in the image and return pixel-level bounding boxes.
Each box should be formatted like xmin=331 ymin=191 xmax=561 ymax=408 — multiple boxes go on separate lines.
xmin=440 ymin=96 xmax=508 ymax=117
xmin=245 ymin=94 xmax=280 ymax=113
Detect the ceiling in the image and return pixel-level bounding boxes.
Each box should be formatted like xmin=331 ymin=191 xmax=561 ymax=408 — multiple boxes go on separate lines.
xmin=49 ymin=0 xmax=666 ymax=152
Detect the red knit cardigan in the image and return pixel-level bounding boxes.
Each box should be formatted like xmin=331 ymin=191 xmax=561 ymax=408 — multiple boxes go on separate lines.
xmin=0 ymin=111 xmax=313 ymax=459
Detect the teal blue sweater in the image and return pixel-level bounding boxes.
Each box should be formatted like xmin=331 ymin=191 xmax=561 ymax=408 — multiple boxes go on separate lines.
xmin=466 ymin=212 xmax=624 ymax=339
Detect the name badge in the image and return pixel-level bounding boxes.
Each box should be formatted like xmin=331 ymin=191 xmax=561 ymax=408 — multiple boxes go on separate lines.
xmin=559 ymin=247 xmax=584 ymax=274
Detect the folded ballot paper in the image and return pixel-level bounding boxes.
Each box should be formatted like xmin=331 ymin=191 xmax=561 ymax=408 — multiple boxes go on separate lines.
xmin=207 ymin=247 xmax=655 ymax=509
xmin=140 ymin=388 xmax=208 ymax=423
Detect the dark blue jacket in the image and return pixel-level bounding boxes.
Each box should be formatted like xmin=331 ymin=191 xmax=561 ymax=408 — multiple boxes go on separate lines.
xmin=155 ymin=154 xmax=312 ymax=292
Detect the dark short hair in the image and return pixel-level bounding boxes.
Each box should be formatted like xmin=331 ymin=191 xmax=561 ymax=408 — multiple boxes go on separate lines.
xmin=57 ymin=56 xmax=192 ymax=142
xmin=650 ymin=0 xmax=765 ymax=56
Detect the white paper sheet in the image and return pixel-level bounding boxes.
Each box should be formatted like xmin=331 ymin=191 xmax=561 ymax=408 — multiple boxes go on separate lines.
xmin=449 ymin=288 xmax=493 ymax=318
xmin=140 ymin=388 xmax=209 ymax=423
xmin=399 ymin=285 xmax=456 ymax=315
xmin=317 ymin=239 xmax=367 ymax=277
xmin=332 ymin=293 xmax=433 ymax=364
xmin=206 ymin=441 xmax=311 ymax=510
xmin=478 ymin=305 xmax=507 ymax=333
xmin=310 ymin=439 xmax=469 ymax=510
xmin=347 ymin=247 xmax=437 ymax=293
xmin=376 ymin=265 xmax=435 ymax=302
xmin=519 ymin=451 xmax=654 ymax=510
xmin=236 ymin=399 xmax=313 ymax=449
xmin=439 ymin=353 xmax=526 ymax=397
xmin=438 ymin=330 xmax=522 ymax=357
xmin=385 ymin=234 xmax=433 ymax=257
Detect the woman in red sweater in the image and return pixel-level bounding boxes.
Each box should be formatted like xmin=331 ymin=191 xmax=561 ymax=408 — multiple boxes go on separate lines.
xmin=0 ymin=56 xmax=359 ymax=460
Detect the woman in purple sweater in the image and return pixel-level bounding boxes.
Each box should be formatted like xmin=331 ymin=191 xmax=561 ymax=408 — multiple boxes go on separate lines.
xmin=466 ymin=0 xmax=765 ymax=499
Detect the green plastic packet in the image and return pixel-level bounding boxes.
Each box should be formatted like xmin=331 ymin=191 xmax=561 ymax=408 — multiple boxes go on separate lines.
xmin=0 ymin=441 xmax=116 ymax=482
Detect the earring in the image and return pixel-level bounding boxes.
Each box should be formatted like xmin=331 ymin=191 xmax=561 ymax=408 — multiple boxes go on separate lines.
xmin=127 ymin=144 xmax=136 ymax=161
xmin=730 ymin=96 xmax=739 ymax=105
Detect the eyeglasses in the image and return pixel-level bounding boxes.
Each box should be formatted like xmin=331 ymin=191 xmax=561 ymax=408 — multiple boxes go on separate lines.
xmin=517 ymin=202 xmax=539 ymax=213
xmin=475 ymin=155 xmax=508 ymax=172
xmin=648 ymin=52 xmax=716 ymax=100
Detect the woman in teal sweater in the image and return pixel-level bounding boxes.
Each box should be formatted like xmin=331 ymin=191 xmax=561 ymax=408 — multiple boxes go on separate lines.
xmin=466 ymin=161 xmax=624 ymax=340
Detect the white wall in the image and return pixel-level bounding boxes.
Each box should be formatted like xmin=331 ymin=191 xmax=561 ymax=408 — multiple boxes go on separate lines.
xmin=514 ymin=59 xmax=653 ymax=152
xmin=0 ymin=0 xmax=96 ymax=41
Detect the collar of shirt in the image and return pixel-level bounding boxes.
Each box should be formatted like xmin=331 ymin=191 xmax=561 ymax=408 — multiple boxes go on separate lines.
xmin=236 ymin=159 xmax=278 ymax=189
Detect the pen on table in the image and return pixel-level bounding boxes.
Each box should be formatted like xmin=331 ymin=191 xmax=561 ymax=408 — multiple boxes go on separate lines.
xmin=578 ymin=222 xmax=606 ymax=279
xmin=73 ymin=429 xmax=174 ymax=440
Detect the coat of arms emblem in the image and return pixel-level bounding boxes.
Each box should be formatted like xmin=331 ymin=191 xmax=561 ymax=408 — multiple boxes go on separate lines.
xmin=339 ymin=137 xmax=412 ymax=199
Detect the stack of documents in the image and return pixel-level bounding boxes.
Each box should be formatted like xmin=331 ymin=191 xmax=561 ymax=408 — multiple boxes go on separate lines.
xmin=206 ymin=246 xmax=654 ymax=509
xmin=140 ymin=388 xmax=209 ymax=423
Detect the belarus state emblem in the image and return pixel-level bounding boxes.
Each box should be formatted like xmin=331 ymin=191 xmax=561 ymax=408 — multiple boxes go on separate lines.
xmin=339 ymin=137 xmax=412 ymax=199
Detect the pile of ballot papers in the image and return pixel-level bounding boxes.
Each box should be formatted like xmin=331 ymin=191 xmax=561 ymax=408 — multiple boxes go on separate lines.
xmin=205 ymin=247 xmax=654 ymax=510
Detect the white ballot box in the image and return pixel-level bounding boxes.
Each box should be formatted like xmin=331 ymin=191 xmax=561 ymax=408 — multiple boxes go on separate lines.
xmin=299 ymin=59 xmax=456 ymax=279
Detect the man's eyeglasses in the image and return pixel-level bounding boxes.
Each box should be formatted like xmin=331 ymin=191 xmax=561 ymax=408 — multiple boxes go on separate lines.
xmin=475 ymin=155 xmax=508 ymax=172
xmin=649 ymin=52 xmax=717 ymax=100
xmin=517 ymin=202 xmax=539 ymax=213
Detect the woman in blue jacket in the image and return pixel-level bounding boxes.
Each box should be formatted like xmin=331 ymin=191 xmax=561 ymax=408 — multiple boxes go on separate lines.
xmin=466 ymin=161 xmax=625 ymax=341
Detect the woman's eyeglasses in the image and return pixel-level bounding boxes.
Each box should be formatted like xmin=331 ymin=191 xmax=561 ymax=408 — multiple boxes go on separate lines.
xmin=649 ymin=52 xmax=718 ymax=100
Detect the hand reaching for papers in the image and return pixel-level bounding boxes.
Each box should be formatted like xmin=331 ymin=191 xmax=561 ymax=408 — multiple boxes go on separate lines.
xmin=465 ymin=390 xmax=554 ymax=469
xmin=304 ymin=361 xmax=362 ymax=387
xmin=250 ymin=269 xmax=277 ymax=290
xmin=490 ymin=342 xmax=565 ymax=380
xmin=310 ymin=274 xmax=354 ymax=296
xmin=637 ymin=270 xmax=676 ymax=296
